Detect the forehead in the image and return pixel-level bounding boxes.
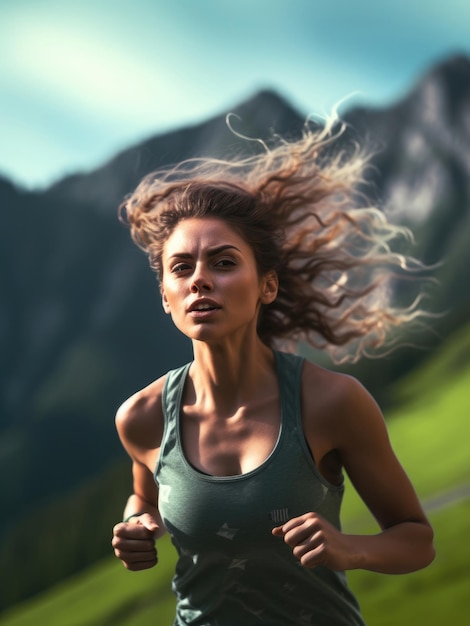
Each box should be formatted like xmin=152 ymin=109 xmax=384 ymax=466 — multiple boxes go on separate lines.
xmin=163 ymin=217 xmax=251 ymax=257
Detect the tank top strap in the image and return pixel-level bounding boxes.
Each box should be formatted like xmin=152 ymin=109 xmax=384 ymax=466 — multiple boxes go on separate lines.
xmin=162 ymin=361 xmax=192 ymax=424
xmin=155 ymin=361 xmax=192 ymax=480
xmin=273 ymin=349 xmax=321 ymax=476
xmin=274 ymin=349 xmax=305 ymax=429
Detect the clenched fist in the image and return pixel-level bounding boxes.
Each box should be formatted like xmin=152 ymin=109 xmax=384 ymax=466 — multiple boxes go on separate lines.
xmin=112 ymin=513 xmax=160 ymax=571
xmin=272 ymin=512 xmax=358 ymax=571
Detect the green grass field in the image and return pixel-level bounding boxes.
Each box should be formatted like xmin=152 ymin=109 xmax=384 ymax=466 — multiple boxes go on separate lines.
xmin=2 ymin=324 xmax=469 ymax=626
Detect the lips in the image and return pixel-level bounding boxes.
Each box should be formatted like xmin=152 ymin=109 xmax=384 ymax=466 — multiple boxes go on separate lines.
xmin=188 ymin=298 xmax=221 ymax=313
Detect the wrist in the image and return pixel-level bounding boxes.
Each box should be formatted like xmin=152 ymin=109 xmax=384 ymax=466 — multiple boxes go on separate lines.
xmin=343 ymin=534 xmax=366 ymax=570
xmin=123 ymin=511 xmax=147 ymax=523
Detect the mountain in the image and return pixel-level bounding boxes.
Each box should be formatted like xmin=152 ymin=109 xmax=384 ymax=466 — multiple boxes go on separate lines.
xmin=1 ymin=54 xmax=469 ymax=609
xmin=344 ymin=54 xmax=470 ymax=296
xmin=334 ymin=53 xmax=470 ymax=386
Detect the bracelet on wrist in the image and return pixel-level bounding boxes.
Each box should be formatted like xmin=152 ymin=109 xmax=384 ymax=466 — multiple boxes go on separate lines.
xmin=123 ymin=512 xmax=147 ymax=523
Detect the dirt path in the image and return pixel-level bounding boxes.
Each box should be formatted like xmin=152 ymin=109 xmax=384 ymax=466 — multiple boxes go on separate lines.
xmin=422 ymin=482 xmax=470 ymax=514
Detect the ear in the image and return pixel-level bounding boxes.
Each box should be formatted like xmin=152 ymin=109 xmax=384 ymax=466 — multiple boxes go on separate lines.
xmin=260 ymin=271 xmax=278 ymax=305
xmin=160 ymin=287 xmax=171 ymax=314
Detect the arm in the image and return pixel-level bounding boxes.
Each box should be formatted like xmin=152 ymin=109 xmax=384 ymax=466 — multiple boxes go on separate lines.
xmin=337 ymin=375 xmax=434 ymax=573
xmin=273 ymin=369 xmax=435 ymax=574
xmin=112 ymin=378 xmax=167 ymax=571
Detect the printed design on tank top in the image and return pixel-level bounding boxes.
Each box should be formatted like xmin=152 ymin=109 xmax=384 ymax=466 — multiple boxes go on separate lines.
xmin=213 ymin=545 xmax=324 ymax=624
xmin=159 ymin=484 xmax=172 ymax=503
xmin=180 ymin=546 xmax=199 ymax=565
xmin=161 ymin=482 xmax=330 ymax=624
xmin=269 ymin=507 xmax=290 ymax=524
xmin=216 ymin=523 xmax=240 ymax=540
xmin=219 ymin=561 xmax=269 ymax=620
xmin=229 ymin=559 xmax=247 ymax=570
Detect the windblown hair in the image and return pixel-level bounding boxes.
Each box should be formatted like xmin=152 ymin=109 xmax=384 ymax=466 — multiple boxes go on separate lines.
xmin=120 ymin=119 xmax=430 ymax=363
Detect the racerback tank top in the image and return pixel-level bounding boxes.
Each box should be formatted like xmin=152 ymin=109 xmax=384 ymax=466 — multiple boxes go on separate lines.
xmin=155 ymin=350 xmax=366 ymax=626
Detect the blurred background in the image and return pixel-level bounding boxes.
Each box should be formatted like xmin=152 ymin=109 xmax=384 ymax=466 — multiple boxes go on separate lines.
xmin=0 ymin=1 xmax=469 ymax=624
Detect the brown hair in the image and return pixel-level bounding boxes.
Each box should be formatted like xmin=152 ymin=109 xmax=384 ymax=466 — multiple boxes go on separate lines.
xmin=120 ymin=121 xmax=430 ymax=363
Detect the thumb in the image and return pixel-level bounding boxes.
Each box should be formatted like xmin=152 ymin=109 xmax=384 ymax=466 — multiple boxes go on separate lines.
xmin=272 ymin=525 xmax=285 ymax=537
xmin=138 ymin=513 xmax=160 ymax=536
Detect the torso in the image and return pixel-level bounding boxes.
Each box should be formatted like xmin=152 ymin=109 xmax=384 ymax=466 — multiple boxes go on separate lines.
xmin=153 ymin=352 xmax=366 ymax=626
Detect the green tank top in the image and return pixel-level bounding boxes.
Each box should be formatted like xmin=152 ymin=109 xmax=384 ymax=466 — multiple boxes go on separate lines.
xmin=155 ymin=350 xmax=366 ymax=626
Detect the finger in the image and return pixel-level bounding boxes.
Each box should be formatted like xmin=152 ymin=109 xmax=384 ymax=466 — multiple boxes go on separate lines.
xmin=118 ymin=548 xmax=159 ymax=571
xmin=271 ymin=517 xmax=306 ymax=539
xmin=274 ymin=512 xmax=319 ymax=537
xmin=299 ymin=542 xmax=327 ymax=568
xmin=124 ymin=557 xmax=158 ymax=572
xmin=283 ymin=519 xmax=321 ymax=548
xmin=112 ymin=536 xmax=156 ymax=553
xmin=138 ymin=513 xmax=160 ymax=534
xmin=113 ymin=522 xmax=156 ymax=540
xmin=291 ymin=530 xmax=324 ymax=560
xmin=276 ymin=516 xmax=306 ymax=534
xmin=114 ymin=547 xmax=158 ymax=565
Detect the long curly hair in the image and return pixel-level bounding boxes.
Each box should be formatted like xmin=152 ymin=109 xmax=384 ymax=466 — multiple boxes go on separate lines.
xmin=119 ymin=119 xmax=430 ymax=363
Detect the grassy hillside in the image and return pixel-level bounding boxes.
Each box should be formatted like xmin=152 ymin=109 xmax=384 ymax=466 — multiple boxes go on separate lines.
xmin=2 ymin=323 xmax=469 ymax=626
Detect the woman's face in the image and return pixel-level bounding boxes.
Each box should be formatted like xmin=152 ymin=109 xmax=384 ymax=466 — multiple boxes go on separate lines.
xmin=160 ymin=217 xmax=277 ymax=344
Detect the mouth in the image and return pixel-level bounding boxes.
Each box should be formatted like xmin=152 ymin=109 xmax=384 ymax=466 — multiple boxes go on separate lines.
xmin=188 ymin=299 xmax=221 ymax=313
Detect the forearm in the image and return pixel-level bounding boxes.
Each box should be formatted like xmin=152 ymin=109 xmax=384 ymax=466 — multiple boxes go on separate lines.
xmin=347 ymin=521 xmax=435 ymax=574
xmin=122 ymin=494 xmax=166 ymax=538
xmin=123 ymin=493 xmax=156 ymax=519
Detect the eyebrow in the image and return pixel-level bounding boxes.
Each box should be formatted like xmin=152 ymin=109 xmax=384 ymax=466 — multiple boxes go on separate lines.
xmin=168 ymin=244 xmax=241 ymax=260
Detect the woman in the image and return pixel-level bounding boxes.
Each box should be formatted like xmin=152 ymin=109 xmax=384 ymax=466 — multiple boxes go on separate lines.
xmin=112 ymin=120 xmax=435 ymax=626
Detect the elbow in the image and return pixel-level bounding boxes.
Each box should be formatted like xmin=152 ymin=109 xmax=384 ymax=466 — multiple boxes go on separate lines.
xmin=395 ymin=519 xmax=436 ymax=573
xmin=417 ymin=522 xmax=436 ymax=570
xmin=420 ymin=544 xmax=436 ymax=571
xmin=425 ymin=527 xmax=436 ymax=567
xmin=427 ymin=544 xmax=437 ymax=567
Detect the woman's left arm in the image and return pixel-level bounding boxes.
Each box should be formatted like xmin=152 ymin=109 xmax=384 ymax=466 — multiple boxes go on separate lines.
xmin=273 ymin=373 xmax=435 ymax=573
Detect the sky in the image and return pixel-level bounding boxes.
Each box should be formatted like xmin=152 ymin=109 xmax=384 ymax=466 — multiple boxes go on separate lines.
xmin=1 ymin=0 xmax=469 ymax=189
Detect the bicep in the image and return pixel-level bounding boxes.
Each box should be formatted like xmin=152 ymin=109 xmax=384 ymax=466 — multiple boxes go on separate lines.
xmin=338 ymin=380 xmax=428 ymax=530
xmin=115 ymin=381 xmax=165 ymax=507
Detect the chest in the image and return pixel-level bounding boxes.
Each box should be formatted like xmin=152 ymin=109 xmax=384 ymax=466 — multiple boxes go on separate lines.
xmin=180 ymin=403 xmax=281 ymax=477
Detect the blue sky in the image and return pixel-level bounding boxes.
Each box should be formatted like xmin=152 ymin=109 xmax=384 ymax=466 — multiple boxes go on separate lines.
xmin=1 ymin=0 xmax=469 ymax=189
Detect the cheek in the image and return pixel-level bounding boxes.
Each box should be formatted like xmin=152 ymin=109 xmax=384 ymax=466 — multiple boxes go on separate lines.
xmin=161 ymin=280 xmax=182 ymax=310
xmin=233 ymin=274 xmax=263 ymax=305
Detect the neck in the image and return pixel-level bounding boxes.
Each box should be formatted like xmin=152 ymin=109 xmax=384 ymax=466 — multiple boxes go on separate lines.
xmin=189 ymin=337 xmax=276 ymax=417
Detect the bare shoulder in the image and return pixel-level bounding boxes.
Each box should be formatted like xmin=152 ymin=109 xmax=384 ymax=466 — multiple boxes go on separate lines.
xmin=115 ymin=374 xmax=167 ymax=454
xmin=301 ymin=359 xmax=385 ymax=443
xmin=302 ymin=359 xmax=375 ymax=408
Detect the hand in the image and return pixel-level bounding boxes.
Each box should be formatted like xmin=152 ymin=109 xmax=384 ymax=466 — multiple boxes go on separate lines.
xmin=272 ymin=512 xmax=357 ymax=571
xmin=112 ymin=513 xmax=160 ymax=571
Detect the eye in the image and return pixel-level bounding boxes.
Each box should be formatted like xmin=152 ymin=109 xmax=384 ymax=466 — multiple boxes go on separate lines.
xmin=171 ymin=262 xmax=192 ymax=274
xmin=214 ymin=258 xmax=236 ymax=268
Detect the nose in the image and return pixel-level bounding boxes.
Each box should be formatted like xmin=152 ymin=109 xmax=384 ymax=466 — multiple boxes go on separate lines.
xmin=190 ymin=267 xmax=213 ymax=293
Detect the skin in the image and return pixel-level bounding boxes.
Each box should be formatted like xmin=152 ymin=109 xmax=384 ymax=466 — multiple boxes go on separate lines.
xmin=112 ymin=217 xmax=435 ymax=575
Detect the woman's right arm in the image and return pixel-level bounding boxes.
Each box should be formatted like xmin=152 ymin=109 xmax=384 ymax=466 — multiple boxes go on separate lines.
xmin=111 ymin=378 xmax=167 ymax=571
